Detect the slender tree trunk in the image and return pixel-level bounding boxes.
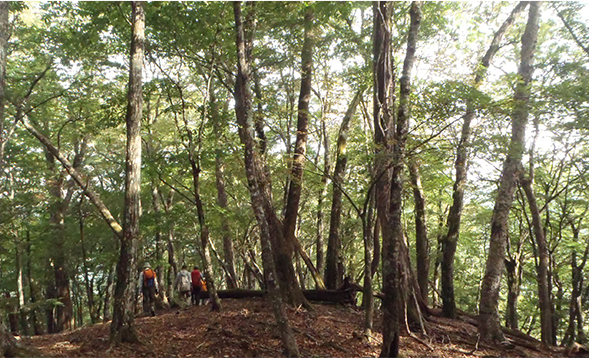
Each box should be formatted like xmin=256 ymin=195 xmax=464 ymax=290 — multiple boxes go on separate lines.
xmin=373 ymin=1 xmax=396 ymax=355
xmin=316 ymin=105 xmax=330 ymax=278
xmin=363 ymin=191 xmax=376 ymax=340
xmin=26 ymin=232 xmax=43 ymax=335
xmin=234 ymin=2 xmax=308 ymax=309
xmin=504 ymin=254 xmax=523 ymax=330
xmin=521 ymin=178 xmax=552 ymax=344
xmin=0 ymin=1 xmax=8 ymax=168
xmin=441 ymin=1 xmax=527 ymax=319
xmin=325 ymin=90 xmax=362 ymax=289
xmin=212 ymin=93 xmax=238 ymax=289
xmin=283 ymin=4 xmax=314 ymax=247
xmin=234 ymin=3 xmax=299 ymax=356
xmin=478 ymin=2 xmax=541 ymax=341
xmin=79 ymin=202 xmax=98 ymax=324
xmin=110 ymin=2 xmax=144 ymax=344
xmin=379 ymin=2 xmax=422 ymax=357
xmin=167 ymin=228 xmax=177 ymax=299
xmin=189 ymin=158 xmax=222 ymax=311
xmin=281 ymin=4 xmax=321 ymax=299
xmin=409 ymin=160 xmax=429 ymax=303
xmin=150 ymin=184 xmax=170 ymax=306
xmin=103 ymin=263 xmax=116 ymax=322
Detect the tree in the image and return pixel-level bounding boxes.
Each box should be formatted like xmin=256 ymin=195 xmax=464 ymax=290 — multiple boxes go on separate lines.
xmin=441 ymin=1 xmax=528 ymax=319
xmin=478 ymin=1 xmax=541 ymax=342
xmin=233 ymin=2 xmax=299 ymax=356
xmin=110 ymin=1 xmax=145 ymax=344
xmin=378 ymin=2 xmax=422 ymax=357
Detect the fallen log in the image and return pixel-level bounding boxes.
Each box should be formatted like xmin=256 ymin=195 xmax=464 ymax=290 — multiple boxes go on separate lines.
xmin=198 ymin=288 xmax=359 ymax=305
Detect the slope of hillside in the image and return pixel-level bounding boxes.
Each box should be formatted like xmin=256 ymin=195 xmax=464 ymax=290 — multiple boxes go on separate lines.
xmin=26 ymin=298 xmax=572 ymax=357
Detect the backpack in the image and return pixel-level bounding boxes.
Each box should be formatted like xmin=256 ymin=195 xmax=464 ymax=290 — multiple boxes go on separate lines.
xmin=180 ymin=272 xmax=191 ymax=292
xmin=144 ymin=268 xmax=156 ymax=287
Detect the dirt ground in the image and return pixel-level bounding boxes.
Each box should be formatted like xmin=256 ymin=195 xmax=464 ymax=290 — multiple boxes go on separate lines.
xmin=24 ymin=298 xmax=572 ymax=357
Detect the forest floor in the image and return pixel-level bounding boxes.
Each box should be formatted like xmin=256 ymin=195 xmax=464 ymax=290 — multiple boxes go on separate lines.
xmin=24 ymin=298 xmax=577 ymax=358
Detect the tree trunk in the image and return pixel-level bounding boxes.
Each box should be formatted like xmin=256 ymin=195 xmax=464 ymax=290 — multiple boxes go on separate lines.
xmin=409 ymin=160 xmax=429 ymax=303
xmin=478 ymin=2 xmax=540 ymax=342
xmin=212 ymin=93 xmax=238 ymax=289
xmin=26 ymin=232 xmax=44 ymax=335
xmin=325 ymin=90 xmax=362 ymax=289
xmin=0 ymin=0 xmax=8 ymax=167
xmin=280 ymin=4 xmax=319 ymax=301
xmin=45 ymin=139 xmax=84 ymax=333
xmin=441 ymin=1 xmax=527 ymax=319
xmin=564 ymin=220 xmax=588 ymax=346
xmin=379 ymin=2 xmax=422 ymax=357
xmin=504 ymin=255 xmax=522 ymax=330
xmin=283 ymin=4 xmax=314 ymax=247
xmin=233 ymin=2 xmax=308 ymax=310
xmin=315 ymin=89 xmax=331 ymax=281
xmin=189 ymin=158 xmax=222 ymax=311
xmin=234 ymin=3 xmax=300 ymax=356
xmin=373 ymin=1 xmax=396 ymax=355
xmin=79 ymin=201 xmax=99 ymax=324
xmin=363 ymin=191 xmax=376 ymax=340
xmin=521 ymin=177 xmax=552 ymax=344
xmin=110 ymin=1 xmax=144 ymax=344
xmin=103 ymin=263 xmax=116 ymax=322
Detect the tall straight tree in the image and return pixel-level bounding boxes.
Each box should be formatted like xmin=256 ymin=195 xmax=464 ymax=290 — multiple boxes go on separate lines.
xmin=325 ymin=90 xmax=362 ymax=289
xmin=409 ymin=159 xmax=429 ymax=303
xmin=234 ymin=2 xmax=300 ymax=356
xmin=110 ymin=1 xmax=144 ymax=344
xmin=378 ymin=2 xmax=422 ymax=357
xmin=441 ymin=1 xmax=528 ymax=319
xmin=232 ymin=2 xmax=309 ymax=308
xmin=373 ymin=1 xmax=396 ymax=351
xmin=478 ymin=1 xmax=541 ymax=342
xmin=520 ymin=125 xmax=552 ymax=344
xmin=211 ymin=91 xmax=238 ymax=289
xmin=0 ymin=1 xmax=7 ymax=168
xmin=0 ymin=2 xmax=19 ymax=355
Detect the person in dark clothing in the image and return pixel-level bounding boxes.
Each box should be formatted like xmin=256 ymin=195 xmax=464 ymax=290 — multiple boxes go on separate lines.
xmin=191 ymin=266 xmax=202 ymax=306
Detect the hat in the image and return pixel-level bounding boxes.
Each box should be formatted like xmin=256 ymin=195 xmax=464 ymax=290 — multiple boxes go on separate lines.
xmin=144 ymin=262 xmax=151 ymax=268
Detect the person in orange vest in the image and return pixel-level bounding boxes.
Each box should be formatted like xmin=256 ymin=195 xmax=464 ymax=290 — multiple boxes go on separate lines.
xmin=137 ymin=263 xmax=158 ymax=316
xmin=191 ymin=266 xmax=202 ymax=306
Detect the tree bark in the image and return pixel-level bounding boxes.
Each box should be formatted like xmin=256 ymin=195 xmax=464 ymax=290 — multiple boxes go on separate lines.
xmin=103 ymin=263 xmax=116 ymax=322
xmin=315 ymin=100 xmax=330 ymax=279
xmin=233 ymin=2 xmax=308 ymax=309
xmin=380 ymin=2 xmax=422 ymax=357
xmin=521 ymin=177 xmax=553 ymax=344
xmin=281 ymin=4 xmax=322 ymax=298
xmin=234 ymin=3 xmax=300 ymax=356
xmin=283 ymin=4 xmax=314 ymax=247
xmin=189 ymin=157 xmax=222 ymax=311
xmin=325 ymin=90 xmax=362 ymax=289
xmin=478 ymin=1 xmax=541 ymax=342
xmin=441 ymin=1 xmax=528 ymax=319
xmin=26 ymin=231 xmax=44 ymax=334
xmin=211 ymin=93 xmax=238 ymax=289
xmin=373 ymin=1 xmax=396 ymax=355
xmin=0 ymin=1 xmax=8 ymax=168
xmin=110 ymin=1 xmax=144 ymax=344
xmin=79 ymin=201 xmax=99 ymax=324
xmin=409 ymin=159 xmax=429 ymax=303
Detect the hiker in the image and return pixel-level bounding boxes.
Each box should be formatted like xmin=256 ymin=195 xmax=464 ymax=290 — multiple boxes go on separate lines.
xmin=191 ymin=266 xmax=203 ymax=306
xmin=174 ymin=265 xmax=192 ymax=305
xmin=138 ymin=262 xmax=158 ymax=316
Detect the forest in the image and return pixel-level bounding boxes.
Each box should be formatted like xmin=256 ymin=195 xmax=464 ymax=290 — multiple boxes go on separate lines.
xmin=0 ymin=1 xmax=588 ymax=357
